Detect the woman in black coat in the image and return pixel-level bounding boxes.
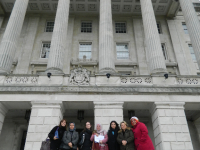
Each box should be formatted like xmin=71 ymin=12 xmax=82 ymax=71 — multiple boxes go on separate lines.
xmin=48 ymin=119 xmax=67 ymax=150
xmin=107 ymin=121 xmax=120 ymax=150
xmin=79 ymin=122 xmax=93 ymax=150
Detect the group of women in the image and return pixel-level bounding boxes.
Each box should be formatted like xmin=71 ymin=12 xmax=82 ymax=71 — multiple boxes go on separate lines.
xmin=48 ymin=117 xmax=155 ymax=150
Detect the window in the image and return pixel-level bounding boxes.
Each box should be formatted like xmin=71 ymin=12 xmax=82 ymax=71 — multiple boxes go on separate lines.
xmin=116 ymin=43 xmax=129 ymax=59
xmin=115 ymin=23 xmax=126 ymax=33
xmin=81 ymin=22 xmax=92 ymax=33
xmin=79 ymin=43 xmax=92 ymax=59
xmin=188 ymin=44 xmax=197 ymax=62
xmin=194 ymin=3 xmax=200 ymax=12
xmin=161 ymin=43 xmax=167 ymax=60
xmin=157 ymin=22 xmax=162 ymax=34
xmin=45 ymin=21 xmax=54 ymax=32
xmin=182 ymin=23 xmax=188 ymax=34
xmin=41 ymin=42 xmax=51 ymax=58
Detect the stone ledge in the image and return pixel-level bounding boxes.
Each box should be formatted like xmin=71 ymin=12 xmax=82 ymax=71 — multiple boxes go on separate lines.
xmin=0 ymin=86 xmax=200 ymax=94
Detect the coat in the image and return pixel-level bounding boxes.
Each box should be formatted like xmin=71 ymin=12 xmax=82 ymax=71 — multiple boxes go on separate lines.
xmin=107 ymin=129 xmax=120 ymax=150
xmin=60 ymin=130 xmax=79 ymax=150
xmin=48 ymin=126 xmax=66 ymax=150
xmin=117 ymin=127 xmax=135 ymax=150
xmin=79 ymin=129 xmax=93 ymax=150
xmin=132 ymin=122 xmax=155 ymax=150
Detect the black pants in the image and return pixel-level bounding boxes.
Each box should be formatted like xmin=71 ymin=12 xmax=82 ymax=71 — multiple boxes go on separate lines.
xmin=60 ymin=148 xmax=77 ymax=150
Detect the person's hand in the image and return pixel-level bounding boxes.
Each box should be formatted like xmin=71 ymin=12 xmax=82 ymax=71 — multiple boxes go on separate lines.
xmin=68 ymin=142 xmax=72 ymax=148
xmin=95 ymin=133 xmax=99 ymax=137
xmin=53 ymin=136 xmax=58 ymax=140
xmin=99 ymin=140 xmax=102 ymax=144
xmin=122 ymin=140 xmax=127 ymax=146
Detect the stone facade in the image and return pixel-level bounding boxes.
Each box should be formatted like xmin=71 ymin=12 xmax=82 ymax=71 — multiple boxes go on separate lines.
xmin=0 ymin=0 xmax=200 ymax=150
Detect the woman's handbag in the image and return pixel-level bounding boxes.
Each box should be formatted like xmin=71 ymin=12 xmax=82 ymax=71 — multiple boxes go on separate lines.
xmin=79 ymin=133 xmax=85 ymax=148
xmin=92 ymin=141 xmax=100 ymax=150
xmin=100 ymin=144 xmax=109 ymax=150
xmin=40 ymin=137 xmax=50 ymax=150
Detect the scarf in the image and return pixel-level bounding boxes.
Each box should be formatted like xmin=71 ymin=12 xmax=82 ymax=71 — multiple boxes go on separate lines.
xmin=96 ymin=123 xmax=106 ymax=147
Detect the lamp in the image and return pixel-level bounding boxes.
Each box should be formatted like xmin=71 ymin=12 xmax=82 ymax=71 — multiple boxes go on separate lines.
xmin=25 ymin=110 xmax=31 ymax=123
xmin=47 ymin=72 xmax=52 ymax=78
xmin=77 ymin=110 xmax=84 ymax=122
xmin=128 ymin=110 xmax=135 ymax=120
xmin=106 ymin=73 xmax=111 ymax=78
xmin=164 ymin=73 xmax=168 ymax=79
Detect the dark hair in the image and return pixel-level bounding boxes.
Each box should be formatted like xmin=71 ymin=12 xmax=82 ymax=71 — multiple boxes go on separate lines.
xmin=59 ymin=119 xmax=67 ymax=129
xmin=82 ymin=121 xmax=93 ymax=132
xmin=109 ymin=121 xmax=120 ymax=131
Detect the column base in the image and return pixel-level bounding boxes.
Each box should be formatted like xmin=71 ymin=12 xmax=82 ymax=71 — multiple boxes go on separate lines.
xmin=0 ymin=67 xmax=9 ymax=75
xmin=45 ymin=67 xmax=64 ymax=75
xmin=151 ymin=68 xmax=168 ymax=75
xmin=99 ymin=67 xmax=116 ymax=74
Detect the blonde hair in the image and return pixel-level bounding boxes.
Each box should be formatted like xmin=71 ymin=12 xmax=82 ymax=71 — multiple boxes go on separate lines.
xmin=120 ymin=121 xmax=128 ymax=127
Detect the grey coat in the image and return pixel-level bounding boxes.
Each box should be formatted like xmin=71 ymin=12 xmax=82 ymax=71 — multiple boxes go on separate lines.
xmin=117 ymin=127 xmax=135 ymax=150
xmin=60 ymin=130 xmax=79 ymax=149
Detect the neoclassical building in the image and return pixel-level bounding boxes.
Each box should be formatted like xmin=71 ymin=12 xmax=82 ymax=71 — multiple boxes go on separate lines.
xmin=0 ymin=0 xmax=200 ymax=149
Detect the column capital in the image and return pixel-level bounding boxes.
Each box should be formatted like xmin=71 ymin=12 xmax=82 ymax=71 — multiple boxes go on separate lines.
xmin=94 ymin=102 xmax=124 ymax=109
xmin=31 ymin=101 xmax=65 ymax=114
xmin=150 ymin=102 xmax=185 ymax=114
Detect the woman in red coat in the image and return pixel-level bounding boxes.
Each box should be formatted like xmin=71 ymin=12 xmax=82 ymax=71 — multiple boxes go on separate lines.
xmin=130 ymin=117 xmax=154 ymax=150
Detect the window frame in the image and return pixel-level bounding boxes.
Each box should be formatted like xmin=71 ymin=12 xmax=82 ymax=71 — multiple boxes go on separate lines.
xmin=116 ymin=43 xmax=129 ymax=60
xmin=182 ymin=22 xmax=188 ymax=34
xmin=81 ymin=21 xmax=92 ymax=33
xmin=45 ymin=21 xmax=54 ymax=32
xmin=40 ymin=42 xmax=51 ymax=59
xmin=79 ymin=42 xmax=92 ymax=60
xmin=157 ymin=22 xmax=162 ymax=34
xmin=115 ymin=22 xmax=127 ymax=33
xmin=161 ymin=43 xmax=168 ymax=60
xmin=188 ymin=44 xmax=197 ymax=62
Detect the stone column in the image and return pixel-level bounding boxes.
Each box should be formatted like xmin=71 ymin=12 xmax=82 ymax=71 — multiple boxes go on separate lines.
xmin=24 ymin=101 xmax=64 ymax=150
xmin=16 ymin=16 xmax=40 ymax=74
xmin=194 ymin=117 xmax=200 ymax=143
xmin=140 ymin=0 xmax=167 ymax=75
xmin=0 ymin=0 xmax=29 ymax=74
xmin=99 ymin=0 xmax=115 ymax=74
xmin=94 ymin=102 xmax=123 ymax=130
xmin=46 ymin=0 xmax=70 ymax=74
xmin=150 ymin=102 xmax=193 ymax=150
xmin=179 ymin=0 xmax=200 ymax=70
xmin=0 ymin=103 xmax=8 ymax=135
xmin=133 ymin=18 xmax=149 ymax=75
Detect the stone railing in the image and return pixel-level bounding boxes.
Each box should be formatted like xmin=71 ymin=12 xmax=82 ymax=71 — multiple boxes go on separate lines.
xmin=120 ymin=77 xmax=152 ymax=85
xmin=176 ymin=77 xmax=199 ymax=85
xmin=3 ymin=76 xmax=38 ymax=85
xmin=1 ymin=75 xmax=200 ymax=87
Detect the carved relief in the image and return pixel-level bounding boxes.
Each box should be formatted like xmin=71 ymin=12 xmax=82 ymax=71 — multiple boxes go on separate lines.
xmin=130 ymin=78 xmax=142 ymax=83
xmin=121 ymin=78 xmax=128 ymax=83
xmin=5 ymin=77 xmax=13 ymax=83
xmin=31 ymin=77 xmax=38 ymax=84
xmin=177 ymin=78 xmax=183 ymax=84
xmin=69 ymin=67 xmax=90 ymax=86
xmin=145 ymin=78 xmax=152 ymax=83
xmin=177 ymin=78 xmax=199 ymax=85
xmin=4 ymin=76 xmax=38 ymax=84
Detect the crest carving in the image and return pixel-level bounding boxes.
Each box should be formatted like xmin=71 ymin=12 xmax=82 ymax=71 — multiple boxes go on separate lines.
xmin=69 ymin=67 xmax=90 ymax=85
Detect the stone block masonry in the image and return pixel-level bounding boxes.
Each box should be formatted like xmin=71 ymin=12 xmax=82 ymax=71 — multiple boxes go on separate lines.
xmin=24 ymin=101 xmax=64 ymax=150
xmin=151 ymin=102 xmax=193 ymax=150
